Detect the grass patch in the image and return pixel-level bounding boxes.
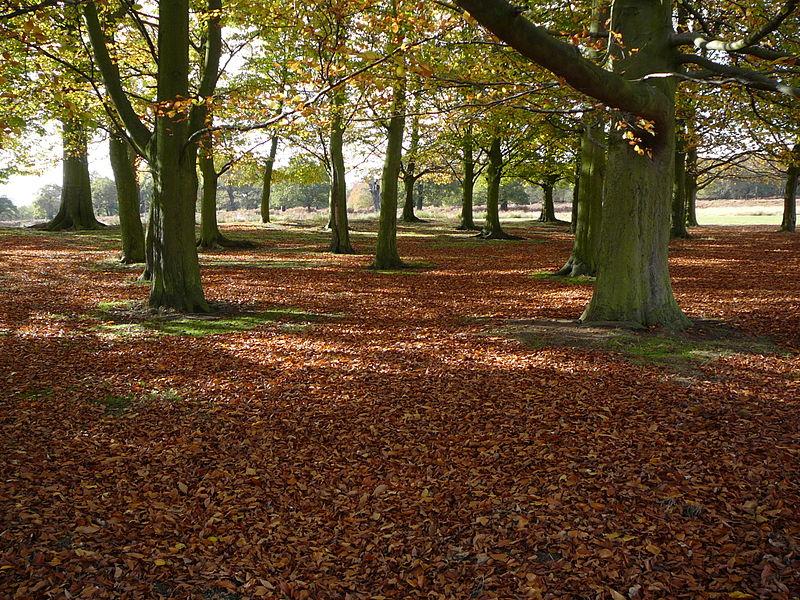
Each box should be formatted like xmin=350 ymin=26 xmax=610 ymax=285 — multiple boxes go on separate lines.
xmin=96 ymin=394 xmax=134 ymax=415
xmin=93 ymin=301 xmax=333 ymax=338
xmin=202 ymin=258 xmax=320 ymax=270
xmin=503 ymin=319 xmax=784 ymax=373
xmin=530 ymin=271 xmax=595 ymax=286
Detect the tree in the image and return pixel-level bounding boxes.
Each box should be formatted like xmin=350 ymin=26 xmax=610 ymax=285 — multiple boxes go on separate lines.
xmin=41 ymin=117 xmax=104 ymax=231
xmin=0 ymin=196 xmax=17 ymax=219
xmin=456 ymin=0 xmax=799 ymax=329
xmin=109 ymin=133 xmax=145 ymax=263
xmin=83 ymin=0 xmax=215 ymax=311
xmin=260 ymin=136 xmax=279 ymax=223
xmin=33 ymin=184 xmax=61 ymax=219
xmin=781 ymin=143 xmax=799 ymax=232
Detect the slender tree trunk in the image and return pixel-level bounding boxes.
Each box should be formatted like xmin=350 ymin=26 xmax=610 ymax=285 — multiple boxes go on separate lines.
xmin=780 ymin=144 xmax=799 ymax=232
xmin=571 ymin=152 xmax=580 ymax=233
xmin=369 ymin=179 xmax=381 ymax=212
xmin=416 ymin=181 xmax=423 ymax=211
xmin=480 ymin=137 xmax=513 ymax=240
xmin=260 ymin=136 xmax=279 ymax=223
xmin=686 ymin=146 xmax=699 ymax=227
xmin=671 ymin=129 xmax=689 ymax=239
xmin=109 ymin=133 xmax=145 ymax=263
xmin=537 ymin=176 xmax=558 ymax=222
xmin=147 ymin=0 xmax=207 ymax=312
xmin=374 ymin=74 xmax=406 ymax=269
xmin=457 ymin=129 xmax=478 ymax=230
xmin=328 ymin=89 xmax=354 ymax=254
xmin=197 ymin=149 xmax=225 ymax=249
xmin=581 ymin=0 xmax=688 ymax=329
xmin=558 ymin=120 xmax=605 ymax=277
xmin=44 ymin=117 xmax=103 ymax=231
xmin=401 ymin=112 xmax=422 ymax=222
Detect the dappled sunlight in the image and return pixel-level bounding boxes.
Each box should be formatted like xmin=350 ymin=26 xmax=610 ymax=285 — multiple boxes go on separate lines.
xmin=0 ymin=222 xmax=799 ymax=597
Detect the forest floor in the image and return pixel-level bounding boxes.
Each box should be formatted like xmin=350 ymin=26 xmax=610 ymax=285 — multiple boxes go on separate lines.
xmin=0 ymin=220 xmax=799 ymax=599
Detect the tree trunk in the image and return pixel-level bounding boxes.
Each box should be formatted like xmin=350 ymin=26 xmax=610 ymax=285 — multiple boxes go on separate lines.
xmin=197 ymin=149 xmax=225 ymax=249
xmin=45 ymin=117 xmax=103 ymax=231
xmin=416 ymin=181 xmax=423 ymax=211
xmin=537 ymin=177 xmax=558 ymax=222
xmin=671 ymin=129 xmax=690 ymax=239
xmin=457 ymin=130 xmax=478 ymax=230
xmin=369 ymin=179 xmax=381 ymax=212
xmin=147 ymin=0 xmax=207 ymax=312
xmin=558 ymin=121 xmax=605 ymax=277
xmin=402 ymin=173 xmax=418 ymax=221
xmin=328 ymin=89 xmax=354 ymax=254
xmin=780 ymin=144 xmax=799 ymax=232
xmin=374 ymin=74 xmax=406 ymax=269
xmin=581 ymin=0 xmax=688 ymax=329
xmin=480 ymin=137 xmax=513 ymax=240
xmin=571 ymin=151 xmax=580 ymax=233
xmin=401 ymin=112 xmax=422 ymax=222
xmin=109 ymin=133 xmax=145 ymax=263
xmin=685 ymin=146 xmax=699 ymax=227
xmin=260 ymin=136 xmax=279 ymax=223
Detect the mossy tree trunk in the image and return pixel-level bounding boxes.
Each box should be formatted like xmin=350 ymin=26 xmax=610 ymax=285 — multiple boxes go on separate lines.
xmin=780 ymin=144 xmax=799 ymax=233
xmin=260 ymin=136 xmax=279 ymax=224
xmin=537 ymin=174 xmax=559 ymax=222
xmin=374 ymin=72 xmax=406 ymax=269
xmin=456 ymin=0 xmax=690 ymax=329
xmin=85 ymin=0 xmax=214 ymax=311
xmin=686 ymin=146 xmax=699 ymax=227
xmin=671 ymin=128 xmax=690 ymax=239
xmin=457 ymin=129 xmax=479 ymax=230
xmin=570 ymin=151 xmax=580 ymax=234
xmin=44 ymin=117 xmax=103 ymax=231
xmin=328 ymin=88 xmax=354 ymax=254
xmin=416 ymin=181 xmax=423 ymax=211
xmin=197 ymin=148 xmax=225 ymax=249
xmin=109 ymin=133 xmax=145 ymax=263
xmin=580 ymin=0 xmax=689 ymax=329
xmin=480 ymin=137 xmax=514 ymax=240
xmin=558 ymin=120 xmax=605 ymax=277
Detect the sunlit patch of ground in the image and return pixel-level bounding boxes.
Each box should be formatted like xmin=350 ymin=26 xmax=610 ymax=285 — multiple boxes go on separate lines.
xmin=0 ymin=219 xmax=798 ymax=598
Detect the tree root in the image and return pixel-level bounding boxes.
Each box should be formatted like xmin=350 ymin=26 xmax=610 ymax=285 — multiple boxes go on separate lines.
xmin=476 ymin=229 xmax=523 ymax=241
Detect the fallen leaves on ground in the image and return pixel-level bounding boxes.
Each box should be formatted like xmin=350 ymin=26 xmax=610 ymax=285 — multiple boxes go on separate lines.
xmin=0 ymin=222 xmax=798 ymax=599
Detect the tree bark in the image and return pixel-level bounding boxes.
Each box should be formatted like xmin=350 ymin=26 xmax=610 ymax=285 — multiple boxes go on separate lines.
xmin=457 ymin=129 xmax=479 ymax=230
xmin=197 ymin=148 xmax=225 ymax=249
xmin=109 ymin=133 xmax=145 ymax=263
xmin=147 ymin=0 xmax=208 ymax=311
xmin=416 ymin=181 xmax=423 ymax=211
xmin=686 ymin=146 xmax=699 ymax=227
xmin=570 ymin=151 xmax=580 ymax=233
xmin=369 ymin=179 xmax=381 ymax=212
xmin=480 ymin=137 xmax=514 ymax=240
xmin=671 ymin=129 xmax=690 ymax=239
xmin=457 ymin=0 xmax=688 ymax=328
xmin=328 ymin=89 xmax=354 ymax=254
xmin=260 ymin=136 xmax=279 ymax=223
xmin=44 ymin=117 xmax=103 ymax=231
xmin=580 ymin=0 xmax=689 ymax=329
xmin=537 ymin=176 xmax=558 ymax=222
xmin=401 ymin=112 xmax=422 ymax=222
xmin=558 ymin=120 xmax=605 ymax=277
xmin=374 ymin=73 xmax=406 ymax=269
xmin=780 ymin=144 xmax=799 ymax=232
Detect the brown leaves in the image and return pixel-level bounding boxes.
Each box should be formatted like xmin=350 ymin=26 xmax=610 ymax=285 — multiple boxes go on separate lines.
xmin=0 ymin=224 xmax=799 ymax=597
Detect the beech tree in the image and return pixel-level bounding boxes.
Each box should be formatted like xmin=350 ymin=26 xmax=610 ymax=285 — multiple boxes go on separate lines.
xmin=455 ymin=0 xmax=799 ymax=328
xmin=83 ymin=0 xmax=221 ymax=311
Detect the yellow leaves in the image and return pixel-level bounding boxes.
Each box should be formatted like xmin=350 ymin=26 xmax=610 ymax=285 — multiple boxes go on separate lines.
xmin=728 ymin=593 xmax=753 ymax=599
xmin=153 ymin=558 xmax=167 ymax=566
xmin=645 ymin=543 xmax=661 ymax=555
xmin=177 ymin=481 xmax=188 ymax=494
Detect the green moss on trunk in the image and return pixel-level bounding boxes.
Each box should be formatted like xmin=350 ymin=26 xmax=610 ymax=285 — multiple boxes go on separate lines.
xmin=109 ymin=134 xmax=145 ymax=263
